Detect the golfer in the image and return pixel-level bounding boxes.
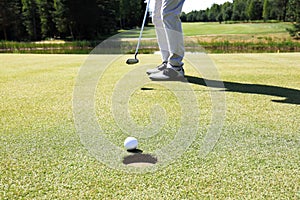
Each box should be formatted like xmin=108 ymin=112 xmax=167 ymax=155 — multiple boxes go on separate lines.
xmin=147 ymin=0 xmax=185 ymax=80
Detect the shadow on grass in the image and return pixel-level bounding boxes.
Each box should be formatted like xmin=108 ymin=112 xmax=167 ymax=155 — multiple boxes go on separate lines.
xmin=185 ymin=76 xmax=300 ymax=105
xmin=127 ymin=149 xmax=143 ymax=154
xmin=123 ymin=153 xmax=158 ymax=166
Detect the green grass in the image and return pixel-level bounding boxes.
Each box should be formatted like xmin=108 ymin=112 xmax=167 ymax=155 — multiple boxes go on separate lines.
xmin=87 ymin=23 xmax=300 ymax=54
xmin=182 ymin=22 xmax=293 ymax=36
xmin=0 ymin=22 xmax=297 ymax=54
xmin=125 ymin=22 xmax=293 ymax=38
xmin=0 ymin=53 xmax=300 ymax=199
xmin=113 ymin=22 xmax=300 ymax=54
xmin=0 ymin=40 xmax=97 ymax=54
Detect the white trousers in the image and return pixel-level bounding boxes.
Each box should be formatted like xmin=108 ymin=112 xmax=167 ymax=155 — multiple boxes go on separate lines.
xmin=152 ymin=0 xmax=185 ymax=66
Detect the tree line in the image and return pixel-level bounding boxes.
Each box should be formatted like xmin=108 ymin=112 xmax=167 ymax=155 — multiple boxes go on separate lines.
xmin=1 ymin=0 xmax=299 ymax=41
xmin=0 ymin=0 xmax=145 ymax=41
xmin=181 ymin=0 xmax=300 ymax=23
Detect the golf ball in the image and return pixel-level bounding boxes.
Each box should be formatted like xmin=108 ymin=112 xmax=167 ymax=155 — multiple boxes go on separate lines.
xmin=124 ymin=137 xmax=138 ymax=150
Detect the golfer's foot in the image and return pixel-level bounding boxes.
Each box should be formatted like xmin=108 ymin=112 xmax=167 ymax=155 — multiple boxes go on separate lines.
xmin=146 ymin=62 xmax=167 ymax=75
xmin=148 ymin=63 xmax=185 ymax=81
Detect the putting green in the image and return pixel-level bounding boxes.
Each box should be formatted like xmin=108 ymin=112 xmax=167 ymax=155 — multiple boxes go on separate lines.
xmin=0 ymin=53 xmax=299 ymax=199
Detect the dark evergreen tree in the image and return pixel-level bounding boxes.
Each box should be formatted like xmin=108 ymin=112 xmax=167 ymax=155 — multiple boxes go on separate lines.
xmin=222 ymin=2 xmax=233 ymax=22
xmin=180 ymin=12 xmax=187 ymax=22
xmin=96 ymin=0 xmax=119 ymax=35
xmin=8 ymin=0 xmax=299 ymax=41
xmin=21 ymin=0 xmax=41 ymax=40
xmin=119 ymin=0 xmax=143 ymax=29
xmin=287 ymin=0 xmax=300 ymax=39
xmin=198 ymin=10 xmax=208 ymax=22
xmin=0 ymin=0 xmax=23 ymax=40
xmin=247 ymin=0 xmax=263 ymax=21
xmin=38 ymin=0 xmax=56 ymax=39
xmin=262 ymin=0 xmax=270 ymax=21
xmin=53 ymin=0 xmax=74 ymax=39
xmin=232 ymin=0 xmax=248 ymax=21
xmin=208 ymin=3 xmax=221 ymax=22
xmin=276 ymin=0 xmax=289 ymax=21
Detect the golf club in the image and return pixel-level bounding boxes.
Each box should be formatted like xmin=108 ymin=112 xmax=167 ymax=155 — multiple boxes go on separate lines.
xmin=126 ymin=0 xmax=151 ymax=65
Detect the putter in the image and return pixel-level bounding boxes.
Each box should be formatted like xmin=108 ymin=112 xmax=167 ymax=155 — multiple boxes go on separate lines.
xmin=126 ymin=0 xmax=151 ymax=65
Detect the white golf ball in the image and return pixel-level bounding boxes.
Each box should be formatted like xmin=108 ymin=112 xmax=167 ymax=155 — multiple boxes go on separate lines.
xmin=124 ymin=137 xmax=138 ymax=150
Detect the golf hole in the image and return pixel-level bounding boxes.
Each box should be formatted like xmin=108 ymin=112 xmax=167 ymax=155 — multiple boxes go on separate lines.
xmin=123 ymin=154 xmax=158 ymax=167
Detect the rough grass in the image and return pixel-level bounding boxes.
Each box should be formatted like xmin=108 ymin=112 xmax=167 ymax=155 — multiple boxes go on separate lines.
xmin=0 ymin=53 xmax=299 ymax=199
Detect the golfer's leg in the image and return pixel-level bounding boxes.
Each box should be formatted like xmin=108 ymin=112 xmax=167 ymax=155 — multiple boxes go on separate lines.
xmin=162 ymin=0 xmax=185 ymax=67
xmin=152 ymin=0 xmax=170 ymax=63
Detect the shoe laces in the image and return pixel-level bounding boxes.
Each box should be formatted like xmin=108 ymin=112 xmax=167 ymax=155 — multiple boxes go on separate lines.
xmin=157 ymin=62 xmax=167 ymax=70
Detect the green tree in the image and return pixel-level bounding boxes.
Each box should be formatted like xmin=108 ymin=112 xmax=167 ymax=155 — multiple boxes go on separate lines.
xmin=38 ymin=0 xmax=56 ymax=39
xmin=232 ymin=0 xmax=248 ymax=21
xmin=0 ymin=0 xmax=23 ymax=40
xmin=186 ymin=11 xmax=197 ymax=22
xmin=221 ymin=2 xmax=233 ymax=22
xmin=262 ymin=0 xmax=270 ymax=21
xmin=247 ymin=0 xmax=263 ymax=21
xmin=287 ymin=0 xmax=300 ymax=39
xmin=97 ymin=0 xmax=119 ymax=35
xmin=199 ymin=10 xmax=208 ymax=22
xmin=180 ymin=12 xmax=187 ymax=22
xmin=287 ymin=0 xmax=300 ymax=22
xmin=53 ymin=0 xmax=70 ymax=38
xmin=53 ymin=0 xmax=120 ymax=39
xmin=276 ymin=0 xmax=289 ymax=21
xmin=69 ymin=0 xmax=99 ymax=39
xmin=22 ymin=0 xmax=41 ymax=40
xmin=208 ymin=3 xmax=221 ymax=22
xmin=119 ymin=0 xmax=142 ymax=29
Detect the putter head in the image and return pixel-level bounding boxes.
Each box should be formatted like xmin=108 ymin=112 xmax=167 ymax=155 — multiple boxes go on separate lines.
xmin=126 ymin=58 xmax=139 ymax=65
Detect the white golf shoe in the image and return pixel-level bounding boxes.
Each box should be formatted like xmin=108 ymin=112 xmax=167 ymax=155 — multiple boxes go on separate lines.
xmin=148 ymin=63 xmax=185 ymax=81
xmin=146 ymin=62 xmax=168 ymax=75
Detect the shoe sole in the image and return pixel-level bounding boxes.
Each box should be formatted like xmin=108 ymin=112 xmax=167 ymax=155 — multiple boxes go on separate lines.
xmin=149 ymin=75 xmax=186 ymax=82
xmin=146 ymin=69 xmax=165 ymax=75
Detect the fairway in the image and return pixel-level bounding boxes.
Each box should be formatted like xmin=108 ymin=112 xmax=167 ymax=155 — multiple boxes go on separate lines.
xmin=0 ymin=53 xmax=299 ymax=199
xmin=182 ymin=22 xmax=292 ymax=36
xmin=125 ymin=22 xmax=293 ymax=38
xmin=119 ymin=22 xmax=298 ymax=54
